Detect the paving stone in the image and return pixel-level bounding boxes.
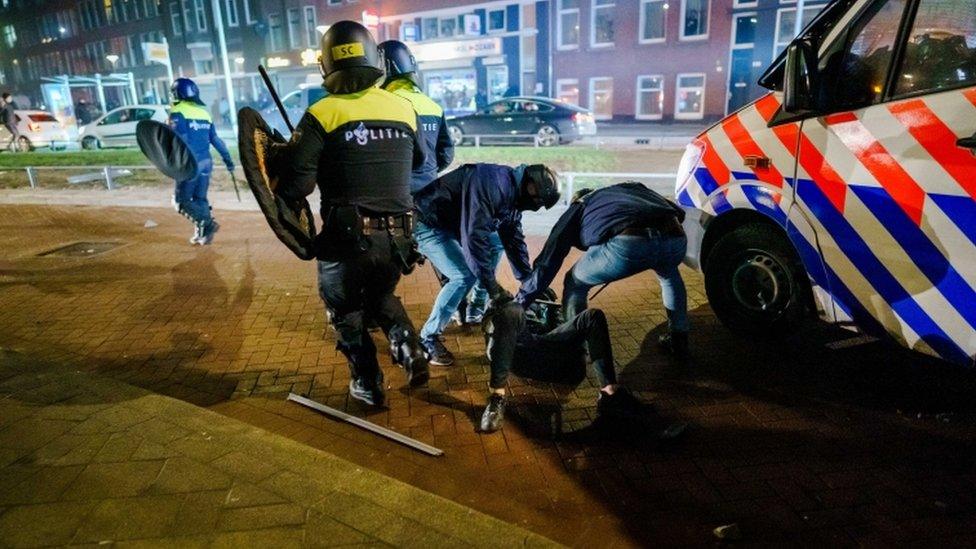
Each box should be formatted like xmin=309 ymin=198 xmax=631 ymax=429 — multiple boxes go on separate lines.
xmin=0 ymin=501 xmax=96 ymax=548
xmin=72 ymin=495 xmax=183 ymax=543
xmin=150 ymin=457 xmax=233 ymax=494
xmin=62 ymin=460 xmax=166 ymax=500
xmin=222 ymin=482 xmax=287 ymax=508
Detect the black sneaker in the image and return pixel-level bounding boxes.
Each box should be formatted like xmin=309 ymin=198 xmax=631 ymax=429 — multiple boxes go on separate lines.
xmin=200 ymin=220 xmax=220 ymax=245
xmin=597 ymin=388 xmax=645 ymax=420
xmin=480 ymin=393 xmax=506 ymax=433
xmin=658 ymin=331 xmax=689 ymax=359
xmin=390 ymin=334 xmax=430 ymax=388
xmin=422 ymin=337 xmax=454 ymax=366
xmin=349 ymin=376 xmax=385 ymax=406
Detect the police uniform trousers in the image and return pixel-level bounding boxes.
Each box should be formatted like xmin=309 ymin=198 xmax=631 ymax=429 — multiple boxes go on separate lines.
xmin=316 ymin=231 xmax=418 ymax=384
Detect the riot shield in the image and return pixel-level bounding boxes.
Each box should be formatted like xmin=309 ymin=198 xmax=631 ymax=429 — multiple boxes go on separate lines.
xmin=136 ymin=120 xmax=198 ymax=181
xmin=237 ymin=107 xmax=317 ymax=260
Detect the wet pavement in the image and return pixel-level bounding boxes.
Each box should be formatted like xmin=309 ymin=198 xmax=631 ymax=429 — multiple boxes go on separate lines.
xmin=3 ymin=203 xmax=976 ymax=547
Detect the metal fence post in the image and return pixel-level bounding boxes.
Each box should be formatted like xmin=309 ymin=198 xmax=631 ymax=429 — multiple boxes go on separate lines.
xmin=25 ymin=167 xmax=37 ymax=189
xmin=534 ymin=135 xmax=539 ymax=148
xmin=474 ymin=135 xmax=481 ymax=148
xmin=564 ymin=173 xmax=575 ymax=204
xmin=103 ymin=166 xmax=113 ymax=190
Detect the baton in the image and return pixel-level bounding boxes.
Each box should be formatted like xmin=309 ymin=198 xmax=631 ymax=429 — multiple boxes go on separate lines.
xmin=258 ymin=64 xmax=294 ymax=134
xmin=229 ymin=171 xmax=242 ymax=202
xmin=589 ymin=282 xmax=611 ymax=301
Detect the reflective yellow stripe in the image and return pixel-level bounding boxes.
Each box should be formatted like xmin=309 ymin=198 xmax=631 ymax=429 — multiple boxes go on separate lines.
xmin=309 ymin=87 xmax=417 ymax=133
xmin=386 ymin=79 xmax=443 ymax=118
xmin=170 ymin=102 xmax=212 ymax=121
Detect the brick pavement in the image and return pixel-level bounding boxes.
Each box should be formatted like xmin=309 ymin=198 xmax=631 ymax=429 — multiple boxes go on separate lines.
xmin=3 ymin=204 xmax=976 ymax=546
xmin=0 ymin=348 xmax=557 ymax=547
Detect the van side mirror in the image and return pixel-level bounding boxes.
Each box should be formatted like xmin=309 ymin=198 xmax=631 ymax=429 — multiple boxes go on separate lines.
xmin=783 ymin=40 xmax=820 ymax=114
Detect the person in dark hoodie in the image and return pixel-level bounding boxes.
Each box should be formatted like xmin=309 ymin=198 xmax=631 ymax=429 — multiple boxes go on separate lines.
xmin=413 ymin=163 xmax=560 ymax=366
xmin=517 ymin=182 xmax=690 ymax=357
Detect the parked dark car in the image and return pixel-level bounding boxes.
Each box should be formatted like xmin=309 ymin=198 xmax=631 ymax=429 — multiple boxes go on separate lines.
xmin=446 ymin=96 xmax=597 ymax=147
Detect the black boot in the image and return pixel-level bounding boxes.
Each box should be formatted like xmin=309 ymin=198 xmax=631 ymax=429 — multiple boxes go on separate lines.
xmin=389 ymin=328 xmax=430 ymax=388
xmin=479 ymin=393 xmax=506 ymax=433
xmin=349 ymin=374 xmax=385 ymax=406
xmin=658 ymin=331 xmax=689 ymax=360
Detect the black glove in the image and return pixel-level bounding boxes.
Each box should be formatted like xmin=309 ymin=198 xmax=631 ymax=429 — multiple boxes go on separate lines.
xmin=540 ymin=287 xmax=558 ymax=302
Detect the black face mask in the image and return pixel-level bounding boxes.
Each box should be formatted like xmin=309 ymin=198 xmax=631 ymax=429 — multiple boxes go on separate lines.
xmin=517 ymin=165 xmax=560 ymax=211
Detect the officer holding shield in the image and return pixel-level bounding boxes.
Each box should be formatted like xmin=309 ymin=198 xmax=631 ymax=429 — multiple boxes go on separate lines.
xmin=168 ymin=78 xmax=235 ymax=245
xmin=274 ymin=21 xmax=429 ymax=406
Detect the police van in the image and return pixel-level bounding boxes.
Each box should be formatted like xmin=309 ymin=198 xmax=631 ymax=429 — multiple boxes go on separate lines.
xmin=675 ymin=0 xmax=976 ymax=366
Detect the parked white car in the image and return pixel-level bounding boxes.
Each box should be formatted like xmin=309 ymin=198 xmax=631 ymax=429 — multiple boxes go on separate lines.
xmin=78 ymin=104 xmax=169 ymax=149
xmin=0 ymin=110 xmax=71 ymax=151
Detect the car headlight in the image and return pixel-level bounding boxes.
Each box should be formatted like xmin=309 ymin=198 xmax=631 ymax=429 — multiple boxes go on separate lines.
xmin=675 ymin=140 xmax=705 ymax=195
xmin=78 ymin=126 xmax=86 ymax=136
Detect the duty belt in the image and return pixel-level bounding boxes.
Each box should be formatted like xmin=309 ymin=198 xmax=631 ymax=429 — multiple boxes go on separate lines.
xmin=620 ymin=216 xmax=683 ymax=238
xmin=362 ymin=212 xmax=414 ymax=236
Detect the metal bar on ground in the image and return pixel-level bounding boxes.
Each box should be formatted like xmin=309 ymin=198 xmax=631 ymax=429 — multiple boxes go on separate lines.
xmin=25 ymin=167 xmax=36 ymax=189
xmin=286 ymin=393 xmax=444 ymax=457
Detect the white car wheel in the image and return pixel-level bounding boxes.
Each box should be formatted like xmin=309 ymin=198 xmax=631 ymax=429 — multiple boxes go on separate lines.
xmin=82 ymin=136 xmax=101 ymax=150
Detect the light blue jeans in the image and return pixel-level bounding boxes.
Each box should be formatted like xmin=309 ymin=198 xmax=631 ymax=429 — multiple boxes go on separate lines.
xmin=563 ymin=233 xmax=689 ymax=333
xmin=415 ymin=220 xmax=502 ymax=340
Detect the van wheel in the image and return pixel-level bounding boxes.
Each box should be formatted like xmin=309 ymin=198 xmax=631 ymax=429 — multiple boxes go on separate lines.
xmin=704 ymin=223 xmax=810 ymax=337
xmin=82 ymin=136 xmax=101 ymax=150
xmin=16 ymin=136 xmax=32 ymax=152
xmin=448 ymin=125 xmax=464 ymax=146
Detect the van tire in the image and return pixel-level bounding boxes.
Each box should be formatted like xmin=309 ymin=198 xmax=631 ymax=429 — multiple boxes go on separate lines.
xmin=704 ymin=223 xmax=810 ymax=338
xmin=82 ymin=136 xmax=101 ymax=150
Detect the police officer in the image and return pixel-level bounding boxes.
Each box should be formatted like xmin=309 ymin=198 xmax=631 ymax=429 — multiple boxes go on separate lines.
xmin=516 ymin=182 xmax=690 ymax=357
xmin=412 ymin=163 xmax=561 ymax=366
xmin=377 ymin=40 xmax=454 ymax=194
xmin=275 ymin=21 xmax=429 ymax=406
xmin=168 ymin=78 xmax=235 ymax=245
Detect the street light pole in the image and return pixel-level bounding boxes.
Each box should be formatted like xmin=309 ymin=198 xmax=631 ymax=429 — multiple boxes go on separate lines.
xmin=210 ymin=0 xmax=237 ymax=132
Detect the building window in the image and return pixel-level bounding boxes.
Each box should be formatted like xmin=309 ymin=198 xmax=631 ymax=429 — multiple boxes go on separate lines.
xmin=636 ymin=75 xmax=664 ymax=119
xmin=225 ymin=0 xmax=238 ymax=27
xmin=181 ymin=0 xmax=192 ymax=33
xmin=639 ymin=0 xmax=667 ymax=43
xmin=680 ymin=0 xmax=708 ymax=40
xmin=3 ymin=25 xmax=16 ymax=48
xmin=144 ymin=0 xmax=158 ymax=17
xmin=287 ymin=8 xmax=301 ymax=49
xmin=194 ymin=0 xmax=207 ymax=31
xmin=169 ymin=2 xmax=182 ymax=35
xmin=304 ymin=6 xmax=317 ymax=47
xmin=422 ymin=17 xmax=438 ymax=40
xmin=733 ymin=12 xmax=757 ymax=46
xmin=194 ymin=59 xmax=213 ymax=74
xmin=328 ymin=0 xmax=342 ymax=4
xmin=675 ymin=73 xmax=705 ymax=119
xmin=243 ymin=0 xmax=255 ymax=24
xmin=591 ymin=0 xmax=615 ymax=47
xmin=440 ymin=17 xmax=457 ymax=38
xmin=557 ymin=0 xmax=579 ymax=49
xmin=589 ymin=77 xmax=613 ymax=120
xmin=488 ymin=9 xmax=505 ymax=32
xmin=268 ymin=12 xmax=283 ymax=51
xmin=557 ymin=78 xmax=579 ymax=105
xmin=773 ymin=5 xmax=822 ymax=56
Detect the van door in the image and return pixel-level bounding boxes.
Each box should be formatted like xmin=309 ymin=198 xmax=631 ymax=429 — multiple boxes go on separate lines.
xmin=796 ymin=0 xmax=976 ymax=364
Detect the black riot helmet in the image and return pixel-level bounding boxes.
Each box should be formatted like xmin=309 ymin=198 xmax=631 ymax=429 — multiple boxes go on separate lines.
xmin=378 ymin=40 xmax=419 ymax=88
xmin=517 ymin=164 xmax=561 ymax=211
xmin=318 ymin=21 xmax=385 ymax=94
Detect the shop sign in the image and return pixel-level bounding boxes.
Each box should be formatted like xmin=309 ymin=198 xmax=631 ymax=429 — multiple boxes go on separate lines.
xmin=142 ymin=42 xmax=170 ymax=65
xmin=412 ymin=37 xmax=501 ymax=62
xmin=267 ymin=56 xmax=291 ymax=68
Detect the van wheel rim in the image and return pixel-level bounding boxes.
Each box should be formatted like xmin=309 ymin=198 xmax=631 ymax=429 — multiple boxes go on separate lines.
xmin=731 ymin=253 xmax=789 ymax=313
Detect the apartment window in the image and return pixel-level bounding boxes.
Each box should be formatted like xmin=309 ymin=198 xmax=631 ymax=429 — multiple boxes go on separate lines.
xmin=557 ymin=0 xmax=579 ymax=49
xmin=773 ymin=5 xmax=822 ymax=56
xmin=304 ymin=6 xmax=316 ymax=47
xmin=557 ymin=78 xmax=579 ymax=105
xmin=194 ymin=59 xmax=213 ymax=74
xmin=287 ymin=8 xmax=301 ymax=49
xmin=182 ymin=0 xmax=193 ymax=33
xmin=2 ymin=25 xmax=15 ymax=48
xmin=269 ymin=13 xmax=283 ymax=51
xmin=169 ymin=2 xmax=182 ymax=34
xmin=144 ymin=0 xmax=158 ymax=17
xmin=328 ymin=0 xmax=342 ymax=4
xmin=636 ymin=75 xmax=664 ymax=119
xmin=733 ymin=12 xmax=757 ymax=45
xmin=422 ymin=17 xmax=438 ymax=40
xmin=488 ymin=9 xmax=505 ymax=32
xmin=440 ymin=17 xmax=457 ymax=37
xmin=680 ymin=0 xmax=709 ymax=39
xmin=194 ymin=0 xmax=207 ymax=31
xmin=243 ymin=0 xmax=255 ymax=24
xmin=225 ymin=0 xmax=238 ymax=27
xmin=589 ymin=77 xmax=613 ymax=120
xmin=640 ymin=0 xmax=667 ymax=43
xmin=591 ymin=0 xmax=615 ymax=47
xmin=675 ymin=73 xmax=705 ymax=119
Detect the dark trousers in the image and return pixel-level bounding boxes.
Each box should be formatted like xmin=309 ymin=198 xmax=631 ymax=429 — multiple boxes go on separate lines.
xmin=174 ymin=159 xmax=213 ymax=226
xmin=486 ymin=302 xmax=616 ymax=389
xmin=317 ymin=232 xmax=420 ymax=385
xmin=3 ymin=123 xmax=19 ymax=151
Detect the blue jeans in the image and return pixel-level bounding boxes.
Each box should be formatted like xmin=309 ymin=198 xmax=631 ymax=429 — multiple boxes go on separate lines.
xmin=415 ymin=221 xmax=502 ymax=340
xmin=563 ymin=233 xmax=689 ymax=333
xmin=174 ymin=159 xmax=212 ymax=225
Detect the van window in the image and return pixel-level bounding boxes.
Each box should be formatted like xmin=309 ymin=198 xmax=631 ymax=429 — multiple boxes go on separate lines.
xmin=28 ymin=113 xmax=57 ymax=123
xmin=893 ymin=0 xmax=976 ymax=97
xmin=820 ymin=0 xmax=908 ymax=109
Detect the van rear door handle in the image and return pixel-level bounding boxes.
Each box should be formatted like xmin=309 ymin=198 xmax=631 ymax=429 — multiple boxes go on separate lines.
xmin=957 ymin=134 xmax=976 ymax=150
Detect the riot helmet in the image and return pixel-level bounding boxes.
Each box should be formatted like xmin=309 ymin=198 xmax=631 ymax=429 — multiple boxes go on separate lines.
xmin=378 ymin=40 xmax=419 ymax=88
xmin=170 ymin=78 xmax=203 ymax=105
xmin=517 ymin=164 xmax=561 ymax=211
xmin=318 ymin=21 xmax=385 ymax=94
